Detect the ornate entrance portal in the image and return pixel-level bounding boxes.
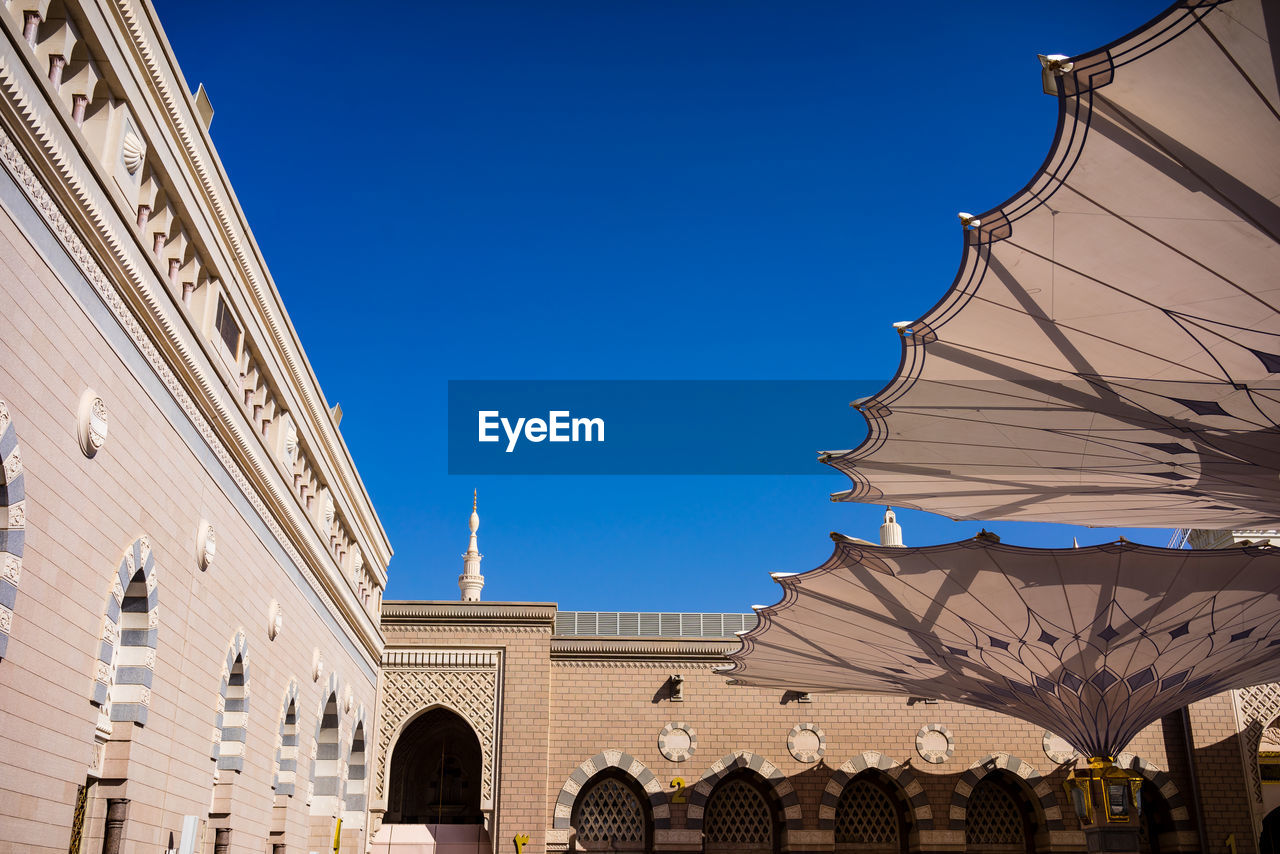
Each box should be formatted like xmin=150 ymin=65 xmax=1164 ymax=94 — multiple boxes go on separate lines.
xmin=386 ymin=708 xmax=484 ymax=824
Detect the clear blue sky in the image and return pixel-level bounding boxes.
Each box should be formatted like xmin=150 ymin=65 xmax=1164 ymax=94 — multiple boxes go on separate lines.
xmin=153 ymin=1 xmax=1175 ymax=609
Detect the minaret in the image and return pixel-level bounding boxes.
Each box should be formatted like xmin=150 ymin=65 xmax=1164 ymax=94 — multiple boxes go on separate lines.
xmin=880 ymin=507 xmax=904 ymax=547
xmin=459 ymin=490 xmax=484 ymax=601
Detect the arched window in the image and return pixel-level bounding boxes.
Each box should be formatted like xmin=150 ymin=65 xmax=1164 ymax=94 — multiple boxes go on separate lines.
xmin=571 ymin=771 xmax=649 ymax=851
xmin=836 ymin=773 xmax=906 ymax=853
xmin=344 ymin=718 xmax=368 ymax=826
xmin=704 ymin=774 xmax=777 ymax=854
xmin=213 ymin=633 xmax=249 ymax=776
xmin=966 ymin=774 xmax=1033 ymax=853
xmin=90 ymin=538 xmax=158 ymax=736
xmin=0 ymin=399 xmax=25 ymax=661
xmin=310 ymin=691 xmax=342 ymax=815
xmin=273 ymin=688 xmax=300 ymax=797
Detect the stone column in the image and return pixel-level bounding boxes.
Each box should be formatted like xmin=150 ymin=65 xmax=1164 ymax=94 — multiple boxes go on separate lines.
xmin=213 ymin=827 xmax=231 ymax=854
xmin=100 ymin=798 xmax=129 ymax=854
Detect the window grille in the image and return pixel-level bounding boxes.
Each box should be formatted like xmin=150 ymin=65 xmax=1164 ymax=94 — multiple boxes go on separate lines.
xmin=965 ymin=779 xmax=1025 ymax=847
xmin=835 ymin=778 xmax=901 ymax=845
xmin=705 ymin=778 xmax=772 ymax=845
xmin=575 ymin=777 xmax=645 ymax=844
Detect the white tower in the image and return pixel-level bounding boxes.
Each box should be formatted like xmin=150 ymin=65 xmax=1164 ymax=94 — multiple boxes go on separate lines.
xmin=459 ymin=490 xmax=484 ymax=601
xmin=880 ymin=507 xmax=904 ymax=547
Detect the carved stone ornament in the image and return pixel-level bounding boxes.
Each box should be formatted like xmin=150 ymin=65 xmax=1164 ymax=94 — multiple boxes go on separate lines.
xmin=658 ymin=722 xmax=697 ymax=762
xmin=196 ymin=520 xmax=216 ymax=571
xmin=77 ymin=390 xmax=108 ymax=457
xmin=915 ymin=724 xmax=954 ymax=764
xmin=312 ymin=648 xmax=323 ymax=682
xmin=1043 ymin=731 xmax=1080 ymax=765
xmin=787 ymin=722 xmax=826 ymax=763
xmin=268 ymin=600 xmax=283 ymax=640
xmin=121 ymin=130 xmax=145 ymax=175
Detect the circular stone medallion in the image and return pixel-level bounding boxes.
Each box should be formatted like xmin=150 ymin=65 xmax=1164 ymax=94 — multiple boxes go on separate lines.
xmin=915 ymin=724 xmax=954 ymax=764
xmin=1042 ymin=731 xmax=1079 ymax=764
xmin=788 ymin=723 xmax=826 ymax=763
xmin=658 ymin=722 xmax=696 ymax=762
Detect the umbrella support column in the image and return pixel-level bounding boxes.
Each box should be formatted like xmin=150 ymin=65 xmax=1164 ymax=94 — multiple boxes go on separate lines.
xmin=1064 ymin=758 xmax=1143 ymax=854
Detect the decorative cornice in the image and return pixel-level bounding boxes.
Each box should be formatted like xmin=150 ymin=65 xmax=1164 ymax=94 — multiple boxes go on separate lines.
xmin=0 ymin=28 xmax=381 ymax=666
xmin=551 ymin=637 xmax=736 ymax=662
xmin=382 ymin=625 xmax=552 ymax=635
xmin=381 ymin=601 xmax=557 ymax=628
xmin=553 ymin=660 xmax=727 ymax=669
xmin=381 ymin=649 xmax=500 ymax=668
xmin=111 ymin=0 xmax=391 ymax=577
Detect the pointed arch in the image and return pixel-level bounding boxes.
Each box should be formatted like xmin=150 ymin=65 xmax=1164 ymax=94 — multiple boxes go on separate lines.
xmin=309 ymin=671 xmax=344 ymax=815
xmin=553 ymin=750 xmax=665 ymax=830
xmin=343 ymin=704 xmax=368 ymax=825
xmin=949 ymin=753 xmax=1062 ymax=832
xmin=211 ymin=631 xmax=250 ymax=774
xmin=1115 ymin=755 xmax=1197 ymax=843
xmin=821 ymin=751 xmax=933 ymax=831
xmin=89 ymin=537 xmax=158 ymax=730
xmin=0 ymin=399 xmax=26 ymax=660
xmin=272 ymin=680 xmax=301 ymax=796
xmin=686 ymin=752 xmax=801 ymax=831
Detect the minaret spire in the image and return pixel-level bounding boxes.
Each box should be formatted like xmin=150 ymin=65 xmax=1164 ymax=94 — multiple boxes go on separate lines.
xmin=879 ymin=507 xmax=904 ymax=547
xmin=459 ymin=490 xmax=485 ymax=601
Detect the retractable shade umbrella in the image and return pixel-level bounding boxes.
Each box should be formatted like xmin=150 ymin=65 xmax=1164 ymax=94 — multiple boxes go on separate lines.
xmin=723 ymin=537 xmax=1280 ymax=759
xmin=825 ymin=0 xmax=1280 ymax=528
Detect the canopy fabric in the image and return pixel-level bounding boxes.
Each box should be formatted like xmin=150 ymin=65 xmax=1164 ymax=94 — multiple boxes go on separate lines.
xmin=723 ymin=538 xmax=1280 ymax=758
xmin=825 ymin=0 xmax=1280 ymax=528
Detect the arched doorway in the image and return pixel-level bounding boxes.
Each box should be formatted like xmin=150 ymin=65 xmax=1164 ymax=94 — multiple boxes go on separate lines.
xmin=386 ymin=707 xmax=483 ymax=824
xmin=965 ymin=771 xmax=1040 ymax=854
xmin=1138 ymin=781 xmax=1176 ymax=854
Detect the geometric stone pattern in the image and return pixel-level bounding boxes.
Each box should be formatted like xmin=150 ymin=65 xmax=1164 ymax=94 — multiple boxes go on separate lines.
xmin=344 ymin=707 xmax=368 ymax=817
xmin=89 ymin=537 xmax=158 ymax=729
xmin=686 ymin=752 xmax=802 ymax=831
xmin=0 ymin=400 xmax=25 ymax=661
xmin=915 ymin=724 xmax=953 ymax=764
xmin=948 ymin=753 xmax=1062 ymax=832
xmin=1236 ymin=681 xmax=1280 ymax=841
xmin=834 ymin=778 xmax=900 ymax=845
xmin=575 ymin=777 xmax=645 ymax=843
xmin=658 ymin=722 xmax=696 ymax=762
xmin=703 ymin=778 xmax=772 ymax=845
xmin=211 ymin=630 xmax=250 ymax=773
xmin=554 ymin=751 xmax=664 ymax=831
xmin=821 ymin=752 xmax=933 ymax=831
xmin=787 ymin=723 xmax=825 ymax=763
xmin=376 ymin=663 xmax=498 ymax=807
xmin=964 ymin=778 xmax=1023 ymax=846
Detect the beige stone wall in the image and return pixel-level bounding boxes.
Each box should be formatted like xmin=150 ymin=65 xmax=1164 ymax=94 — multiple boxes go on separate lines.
xmin=545 ymin=656 xmax=1206 ymax=850
xmin=0 ymin=150 xmax=377 ymax=854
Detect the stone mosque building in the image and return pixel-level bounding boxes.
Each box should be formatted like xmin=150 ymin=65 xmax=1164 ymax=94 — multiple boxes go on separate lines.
xmin=0 ymin=2 xmax=1278 ymax=854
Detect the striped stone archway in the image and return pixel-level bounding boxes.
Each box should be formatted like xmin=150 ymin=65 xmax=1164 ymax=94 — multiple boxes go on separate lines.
xmin=1116 ymin=753 xmax=1197 ymax=839
xmin=553 ymin=750 xmax=666 ymax=830
xmin=949 ymin=752 xmax=1063 ymax=831
xmin=686 ymin=751 xmax=802 ymax=831
xmin=821 ymin=751 xmax=934 ymax=830
xmin=0 ymin=399 xmax=25 ymax=661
